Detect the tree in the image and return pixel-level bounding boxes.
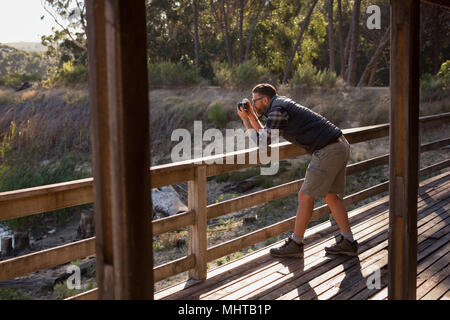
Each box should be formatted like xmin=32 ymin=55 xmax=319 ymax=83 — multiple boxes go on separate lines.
xmin=220 ymin=0 xmax=233 ymax=68
xmin=357 ymin=26 xmax=390 ymax=87
xmin=337 ymin=0 xmax=345 ymax=77
xmin=193 ymin=0 xmax=201 ymax=68
xmin=346 ymin=0 xmax=361 ymax=86
xmin=327 ymin=0 xmax=335 ymax=73
xmin=282 ymin=0 xmax=319 ymax=84
xmin=244 ymin=0 xmax=265 ymax=63
xmin=40 ymin=0 xmax=87 ymax=53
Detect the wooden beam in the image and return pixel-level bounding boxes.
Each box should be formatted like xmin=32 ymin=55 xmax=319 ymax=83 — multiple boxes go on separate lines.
xmin=0 ymin=238 xmax=95 ymax=282
xmin=388 ymin=0 xmax=421 ymax=300
xmin=88 ymin=0 xmax=154 ymax=299
xmin=188 ymin=166 xmax=208 ymax=280
xmin=86 ymin=0 xmax=114 ymax=300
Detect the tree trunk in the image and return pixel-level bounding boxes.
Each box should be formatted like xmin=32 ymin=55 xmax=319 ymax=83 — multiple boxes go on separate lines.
xmin=327 ymin=0 xmax=336 ymax=72
xmin=337 ymin=0 xmax=345 ymax=77
xmin=358 ymin=26 xmax=390 ymax=87
xmin=347 ymin=0 xmax=361 ymax=86
xmin=221 ymin=0 xmax=233 ymax=68
xmin=282 ymin=0 xmax=319 ymax=84
xmin=238 ymin=0 xmax=245 ymax=64
xmin=244 ymin=0 xmax=264 ymax=62
xmin=193 ymin=0 xmax=201 ymax=68
xmin=343 ymin=27 xmax=351 ymax=79
xmin=368 ymin=66 xmax=377 ymax=86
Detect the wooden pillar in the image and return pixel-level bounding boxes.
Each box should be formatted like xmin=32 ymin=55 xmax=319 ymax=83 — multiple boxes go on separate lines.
xmin=86 ymin=0 xmax=153 ymax=299
xmin=388 ymin=0 xmax=420 ymax=300
xmin=86 ymin=0 xmax=115 ymax=300
xmin=188 ymin=165 xmax=207 ymax=280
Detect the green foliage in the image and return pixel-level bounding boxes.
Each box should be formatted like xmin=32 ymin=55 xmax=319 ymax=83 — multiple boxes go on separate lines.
xmin=148 ymin=61 xmax=199 ymax=86
xmin=0 ymin=289 xmax=32 ymax=300
xmin=44 ymin=61 xmax=88 ymax=87
xmin=213 ymin=59 xmax=271 ymax=88
xmin=0 ymin=44 xmax=49 ymax=79
xmin=207 ymin=102 xmax=228 ymax=127
xmin=290 ymin=64 xmax=337 ymax=88
xmin=0 ymin=73 xmax=40 ymax=87
xmin=420 ymin=73 xmax=445 ymax=102
xmin=437 ymin=60 xmax=450 ymax=87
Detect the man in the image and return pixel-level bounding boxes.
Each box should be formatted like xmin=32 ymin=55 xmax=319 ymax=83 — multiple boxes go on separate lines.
xmin=237 ymin=83 xmax=357 ymax=258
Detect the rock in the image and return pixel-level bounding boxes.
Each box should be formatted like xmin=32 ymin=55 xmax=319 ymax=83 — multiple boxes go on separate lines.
xmin=222 ymin=176 xmax=257 ymax=193
xmin=152 ymin=186 xmax=188 ymax=219
xmin=1 ymin=237 xmax=13 ymax=257
xmin=243 ymin=215 xmax=258 ymax=225
xmin=13 ymin=231 xmax=30 ymax=252
xmin=77 ymin=210 xmax=95 ymax=239
xmin=15 ymin=82 xmax=32 ymax=92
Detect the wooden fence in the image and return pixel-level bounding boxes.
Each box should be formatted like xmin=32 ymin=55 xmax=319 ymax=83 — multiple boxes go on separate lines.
xmin=0 ymin=112 xmax=448 ymax=300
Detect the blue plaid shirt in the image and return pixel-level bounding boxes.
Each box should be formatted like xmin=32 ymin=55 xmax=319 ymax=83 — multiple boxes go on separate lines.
xmin=248 ymin=106 xmax=288 ymax=146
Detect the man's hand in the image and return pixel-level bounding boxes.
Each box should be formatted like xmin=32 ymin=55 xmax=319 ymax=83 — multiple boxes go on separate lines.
xmin=237 ymin=105 xmax=249 ymax=121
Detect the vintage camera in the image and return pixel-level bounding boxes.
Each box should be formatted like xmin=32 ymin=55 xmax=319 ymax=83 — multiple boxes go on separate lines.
xmin=237 ymin=98 xmax=251 ymax=111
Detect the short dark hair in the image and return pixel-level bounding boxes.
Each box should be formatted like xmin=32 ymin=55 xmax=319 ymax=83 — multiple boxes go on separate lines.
xmin=252 ymin=83 xmax=277 ymax=99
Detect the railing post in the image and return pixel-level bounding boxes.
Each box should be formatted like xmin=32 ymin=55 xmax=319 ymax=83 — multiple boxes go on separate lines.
xmin=188 ymin=165 xmax=208 ymax=280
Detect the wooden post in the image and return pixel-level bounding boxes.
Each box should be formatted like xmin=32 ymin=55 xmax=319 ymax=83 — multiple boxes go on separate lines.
xmin=388 ymin=0 xmax=420 ymax=300
xmin=188 ymin=165 xmax=207 ymax=280
xmin=86 ymin=0 xmax=153 ymax=299
xmin=86 ymin=0 xmax=115 ymax=299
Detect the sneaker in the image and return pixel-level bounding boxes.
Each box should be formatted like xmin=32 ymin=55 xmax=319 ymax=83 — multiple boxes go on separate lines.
xmin=270 ymin=238 xmax=304 ymax=258
xmin=325 ymin=235 xmax=358 ymax=256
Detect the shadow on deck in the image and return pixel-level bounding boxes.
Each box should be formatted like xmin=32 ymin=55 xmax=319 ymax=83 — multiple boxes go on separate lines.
xmin=156 ymin=171 xmax=450 ymax=300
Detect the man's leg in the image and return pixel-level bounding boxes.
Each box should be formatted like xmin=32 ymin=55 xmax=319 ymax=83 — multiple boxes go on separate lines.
xmin=324 ymin=193 xmax=358 ymax=256
xmin=324 ymin=193 xmax=350 ymax=233
xmin=293 ymin=191 xmax=315 ymax=239
xmin=269 ymin=191 xmax=313 ymax=258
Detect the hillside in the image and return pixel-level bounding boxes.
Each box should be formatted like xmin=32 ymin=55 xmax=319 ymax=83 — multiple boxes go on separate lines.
xmin=2 ymin=42 xmax=46 ymax=53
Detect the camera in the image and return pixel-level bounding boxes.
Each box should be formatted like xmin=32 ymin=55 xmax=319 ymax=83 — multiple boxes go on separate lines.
xmin=237 ymin=98 xmax=251 ymax=111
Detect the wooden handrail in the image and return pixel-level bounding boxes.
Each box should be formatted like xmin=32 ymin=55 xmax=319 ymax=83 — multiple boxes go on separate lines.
xmin=0 ymin=113 xmax=448 ymax=296
xmin=1 ymin=114 xmax=448 ymax=222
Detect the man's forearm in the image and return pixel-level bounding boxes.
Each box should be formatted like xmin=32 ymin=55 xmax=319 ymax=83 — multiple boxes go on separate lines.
xmin=248 ymin=112 xmax=264 ymax=132
xmin=242 ymin=117 xmax=253 ymax=130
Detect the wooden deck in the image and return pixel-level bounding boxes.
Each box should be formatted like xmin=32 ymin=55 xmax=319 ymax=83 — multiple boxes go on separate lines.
xmin=155 ymin=171 xmax=450 ymax=300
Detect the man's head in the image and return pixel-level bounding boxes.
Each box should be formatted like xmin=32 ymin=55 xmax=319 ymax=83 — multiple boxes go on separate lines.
xmin=252 ymin=83 xmax=277 ymax=117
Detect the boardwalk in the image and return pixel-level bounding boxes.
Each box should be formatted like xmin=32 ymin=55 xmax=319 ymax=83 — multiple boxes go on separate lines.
xmin=156 ymin=171 xmax=450 ymax=300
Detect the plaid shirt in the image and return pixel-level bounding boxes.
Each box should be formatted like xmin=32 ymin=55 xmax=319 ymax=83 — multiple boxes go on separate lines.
xmin=248 ymin=106 xmax=289 ymax=146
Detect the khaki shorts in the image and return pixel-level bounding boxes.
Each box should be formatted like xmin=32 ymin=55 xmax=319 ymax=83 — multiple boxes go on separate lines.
xmin=300 ymin=136 xmax=350 ymax=199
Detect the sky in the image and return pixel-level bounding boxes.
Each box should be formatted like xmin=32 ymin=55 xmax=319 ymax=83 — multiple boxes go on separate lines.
xmin=0 ymin=0 xmax=60 ymax=43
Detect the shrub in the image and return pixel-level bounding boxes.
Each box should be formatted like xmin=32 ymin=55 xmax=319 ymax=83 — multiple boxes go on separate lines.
xmin=45 ymin=61 xmax=88 ymax=87
xmin=420 ymin=73 xmax=444 ymax=101
xmin=148 ymin=61 xmax=199 ymax=86
xmin=290 ymin=64 xmax=337 ymax=88
xmin=437 ymin=60 xmax=450 ymax=88
xmin=0 ymin=73 xmax=40 ymax=87
xmin=213 ymin=59 xmax=272 ymax=88
xmin=207 ymin=102 xmax=228 ymax=127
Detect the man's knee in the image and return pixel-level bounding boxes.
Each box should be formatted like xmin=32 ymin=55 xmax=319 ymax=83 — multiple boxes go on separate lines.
xmin=298 ymin=191 xmax=314 ymax=204
xmin=323 ymin=193 xmax=340 ymax=204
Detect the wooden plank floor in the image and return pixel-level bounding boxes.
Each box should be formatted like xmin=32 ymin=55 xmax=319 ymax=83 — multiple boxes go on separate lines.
xmin=156 ymin=171 xmax=450 ymax=300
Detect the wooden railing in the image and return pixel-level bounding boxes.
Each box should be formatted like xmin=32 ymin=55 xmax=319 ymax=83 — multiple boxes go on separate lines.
xmin=0 ymin=112 xmax=449 ymax=299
